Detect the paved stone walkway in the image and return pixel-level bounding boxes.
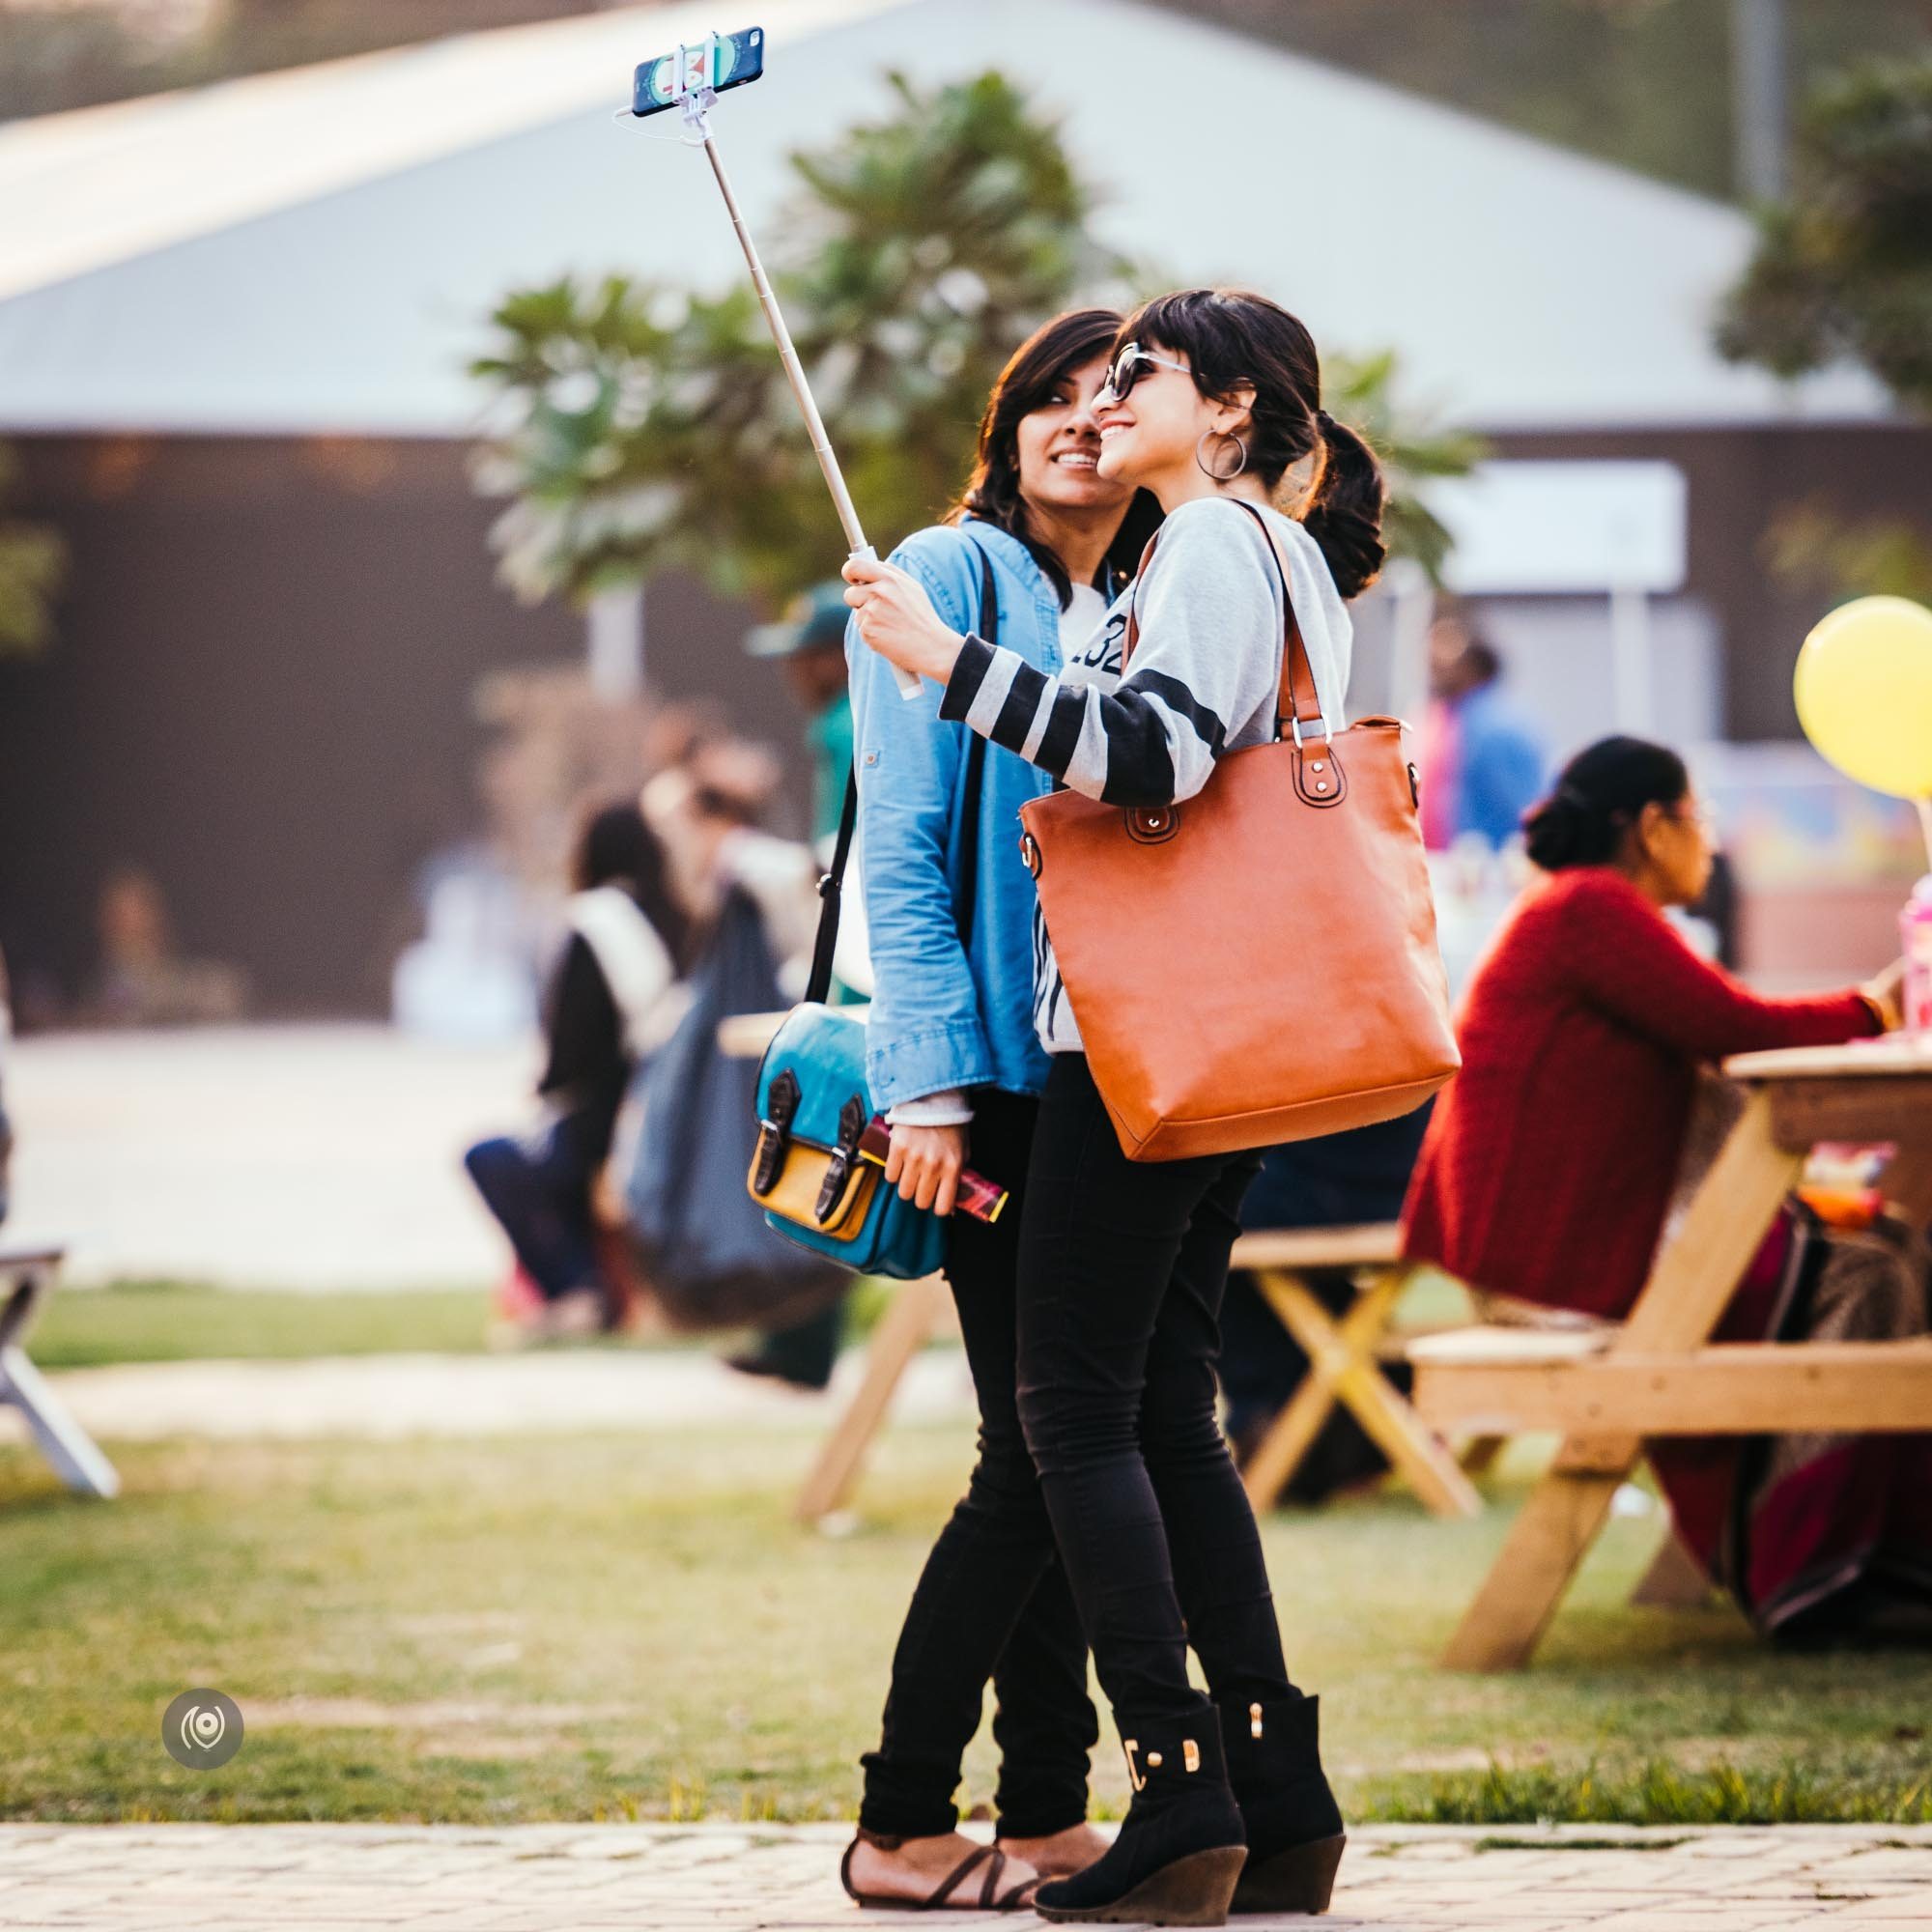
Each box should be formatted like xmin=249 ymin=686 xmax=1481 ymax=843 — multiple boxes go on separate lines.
xmin=1 ymin=1823 xmax=1928 ymax=1930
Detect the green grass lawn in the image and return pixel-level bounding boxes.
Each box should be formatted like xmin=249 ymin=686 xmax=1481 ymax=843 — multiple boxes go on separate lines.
xmin=23 ymin=1280 xmax=899 ymax=1368
xmin=2 ymin=1417 xmax=1926 ymax=1827
xmin=24 ymin=1283 xmax=499 ymax=1368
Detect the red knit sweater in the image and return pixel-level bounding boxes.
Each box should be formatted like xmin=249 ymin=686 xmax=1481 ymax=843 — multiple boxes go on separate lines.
xmin=1401 ymin=867 xmax=1883 ymax=1321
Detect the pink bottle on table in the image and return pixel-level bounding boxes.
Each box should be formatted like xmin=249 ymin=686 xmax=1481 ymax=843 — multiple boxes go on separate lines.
xmin=1902 ymin=873 xmax=1932 ymax=1034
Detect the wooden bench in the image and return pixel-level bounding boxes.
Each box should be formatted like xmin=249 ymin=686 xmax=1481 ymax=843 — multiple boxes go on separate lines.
xmin=791 ymin=1225 xmax=1483 ymax=1526
xmin=0 ymin=1244 xmax=120 ymax=1498
xmin=1232 ymin=1227 xmax=1481 ymax=1520
xmin=1410 ymin=1038 xmax=1932 ymax=1671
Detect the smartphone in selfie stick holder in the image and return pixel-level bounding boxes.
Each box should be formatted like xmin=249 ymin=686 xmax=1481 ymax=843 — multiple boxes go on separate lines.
xmin=631 ymin=28 xmax=923 ymax=698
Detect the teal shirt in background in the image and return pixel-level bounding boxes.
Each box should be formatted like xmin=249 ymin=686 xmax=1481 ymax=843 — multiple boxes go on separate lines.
xmin=808 ymin=691 xmax=854 ymax=843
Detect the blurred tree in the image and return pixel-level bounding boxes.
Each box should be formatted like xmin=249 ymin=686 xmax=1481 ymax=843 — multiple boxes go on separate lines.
xmin=1718 ymin=55 xmax=1932 ymax=407
xmin=1719 ymin=56 xmax=1932 ymax=604
xmin=0 ymin=445 xmax=66 ymax=655
xmin=472 ymin=71 xmax=1483 ymax=612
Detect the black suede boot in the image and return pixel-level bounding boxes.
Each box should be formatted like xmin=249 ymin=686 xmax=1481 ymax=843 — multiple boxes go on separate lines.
xmin=1033 ymin=1718 xmax=1246 ymax=1926
xmin=1216 ymin=1694 xmax=1346 ymax=1915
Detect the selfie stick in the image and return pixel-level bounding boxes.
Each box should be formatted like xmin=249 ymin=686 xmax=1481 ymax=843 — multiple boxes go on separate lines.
xmin=645 ymin=37 xmax=922 ymax=698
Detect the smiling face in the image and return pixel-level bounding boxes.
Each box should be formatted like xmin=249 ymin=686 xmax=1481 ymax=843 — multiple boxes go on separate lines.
xmin=1012 ymin=352 xmax=1132 ymax=520
xmin=1094 ymin=341 xmax=1254 ymax=506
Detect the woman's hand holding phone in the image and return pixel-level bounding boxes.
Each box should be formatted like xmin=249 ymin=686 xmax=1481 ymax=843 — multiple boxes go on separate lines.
xmin=843 ymin=556 xmax=967 ymax=689
xmin=885 ymin=1122 xmax=968 ymax=1218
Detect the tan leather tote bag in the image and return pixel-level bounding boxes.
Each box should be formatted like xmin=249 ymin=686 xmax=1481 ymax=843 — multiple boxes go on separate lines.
xmin=1017 ymin=501 xmax=1459 ymax=1161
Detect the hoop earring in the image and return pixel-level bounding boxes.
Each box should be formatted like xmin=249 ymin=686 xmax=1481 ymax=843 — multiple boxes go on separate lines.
xmin=1195 ymin=429 xmax=1249 ymax=482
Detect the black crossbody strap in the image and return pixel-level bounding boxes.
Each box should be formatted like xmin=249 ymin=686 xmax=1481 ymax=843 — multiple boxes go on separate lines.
xmin=804 ymin=538 xmax=999 ymax=1008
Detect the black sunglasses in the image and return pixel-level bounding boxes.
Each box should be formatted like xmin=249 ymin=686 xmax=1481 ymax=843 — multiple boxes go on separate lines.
xmin=1098 ymin=341 xmax=1191 ymax=404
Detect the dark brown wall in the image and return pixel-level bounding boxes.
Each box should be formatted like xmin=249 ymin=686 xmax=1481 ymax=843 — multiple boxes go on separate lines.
xmin=0 ymin=437 xmax=795 ymax=1017
xmin=1486 ymin=420 xmax=1932 ymax=743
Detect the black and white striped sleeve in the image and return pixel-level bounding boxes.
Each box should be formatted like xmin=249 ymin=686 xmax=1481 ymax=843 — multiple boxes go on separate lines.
xmin=937 ymin=501 xmax=1284 ymax=809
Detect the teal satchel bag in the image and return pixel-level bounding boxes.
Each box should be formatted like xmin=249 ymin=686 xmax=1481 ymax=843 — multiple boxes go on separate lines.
xmin=746 ymin=544 xmax=994 ymax=1278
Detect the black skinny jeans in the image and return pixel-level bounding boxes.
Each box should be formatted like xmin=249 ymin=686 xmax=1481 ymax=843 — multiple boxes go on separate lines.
xmin=1016 ymin=1054 xmax=1298 ymax=1730
xmin=860 ymin=1088 xmax=1099 ymax=1839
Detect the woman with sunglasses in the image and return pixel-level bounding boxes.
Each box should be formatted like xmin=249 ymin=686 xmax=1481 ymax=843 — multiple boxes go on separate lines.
xmin=839 ymin=310 xmax=1161 ymax=1912
xmin=847 ymin=289 xmax=1382 ymax=1925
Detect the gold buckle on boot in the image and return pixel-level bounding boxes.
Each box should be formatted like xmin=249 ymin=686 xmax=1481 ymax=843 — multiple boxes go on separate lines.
xmin=1122 ymin=1739 xmax=1147 ymax=1792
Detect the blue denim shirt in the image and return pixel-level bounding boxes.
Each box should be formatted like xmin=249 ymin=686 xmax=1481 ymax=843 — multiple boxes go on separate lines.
xmin=846 ymin=516 xmax=1060 ymax=1114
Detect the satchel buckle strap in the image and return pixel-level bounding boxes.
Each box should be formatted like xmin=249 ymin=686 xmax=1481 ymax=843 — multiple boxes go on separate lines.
xmin=814 ymin=1094 xmax=869 ymax=1226
xmin=751 ymin=1068 xmax=802 ymax=1197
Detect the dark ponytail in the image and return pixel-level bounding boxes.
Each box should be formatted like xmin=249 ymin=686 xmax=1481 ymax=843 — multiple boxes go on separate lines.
xmin=1302 ymin=411 xmax=1387 ymax=601
xmin=1522 ymin=736 xmax=1690 ymax=872
xmin=1112 ymin=288 xmax=1388 ymax=599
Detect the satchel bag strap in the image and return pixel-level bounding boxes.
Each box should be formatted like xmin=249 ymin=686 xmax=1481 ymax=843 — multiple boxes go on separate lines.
xmin=804 ymin=536 xmax=999 ymax=1006
xmin=1120 ymin=500 xmax=1343 ymax=809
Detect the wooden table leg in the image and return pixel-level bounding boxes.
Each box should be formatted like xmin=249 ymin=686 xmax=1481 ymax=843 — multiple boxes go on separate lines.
xmin=1238 ymin=1277 xmax=1346 ymax=1512
xmin=1440 ymin=1090 xmax=1803 ymax=1671
xmin=1247 ymin=1271 xmax=1482 ymax=1520
xmin=793 ymin=1273 xmax=952 ymax=1524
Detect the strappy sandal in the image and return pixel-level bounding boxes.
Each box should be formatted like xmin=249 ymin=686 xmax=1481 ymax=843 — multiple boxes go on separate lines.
xmin=839 ymin=1827 xmax=1039 ymax=1912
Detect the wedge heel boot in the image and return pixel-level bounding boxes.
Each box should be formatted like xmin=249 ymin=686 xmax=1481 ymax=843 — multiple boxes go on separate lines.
xmin=1033 ymin=1719 xmax=1246 ymax=1927
xmin=1217 ymin=1694 xmax=1346 ymax=1916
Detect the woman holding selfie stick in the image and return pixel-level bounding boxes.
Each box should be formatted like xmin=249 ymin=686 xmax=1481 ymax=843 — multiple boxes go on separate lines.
xmin=838 ymin=310 xmax=1161 ymax=1912
xmin=847 ymin=289 xmax=1380 ymax=1925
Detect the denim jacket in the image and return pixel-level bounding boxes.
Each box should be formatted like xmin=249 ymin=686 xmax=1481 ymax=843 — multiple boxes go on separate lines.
xmin=845 ymin=516 xmax=1061 ymax=1114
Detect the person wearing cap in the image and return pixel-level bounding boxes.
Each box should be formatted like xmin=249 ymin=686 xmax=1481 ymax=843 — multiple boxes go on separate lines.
xmin=727 ymin=586 xmax=864 ymax=1391
xmin=747 ymin=582 xmax=859 ymax=846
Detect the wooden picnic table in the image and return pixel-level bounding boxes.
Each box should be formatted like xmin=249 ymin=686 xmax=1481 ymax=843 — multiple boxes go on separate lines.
xmin=1414 ymin=1034 xmax=1932 ymax=1672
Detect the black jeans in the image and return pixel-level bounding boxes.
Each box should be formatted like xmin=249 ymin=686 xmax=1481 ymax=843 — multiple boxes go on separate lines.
xmin=1016 ymin=1054 xmax=1297 ymax=1728
xmin=860 ymin=1088 xmax=1099 ymax=1839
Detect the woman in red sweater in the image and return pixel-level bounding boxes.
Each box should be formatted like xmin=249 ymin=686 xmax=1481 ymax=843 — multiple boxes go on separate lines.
xmin=1405 ymin=736 xmax=1929 ymax=1641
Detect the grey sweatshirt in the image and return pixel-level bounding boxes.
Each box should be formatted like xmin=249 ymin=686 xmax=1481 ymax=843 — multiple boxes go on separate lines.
xmin=937 ymin=496 xmax=1353 ymax=1052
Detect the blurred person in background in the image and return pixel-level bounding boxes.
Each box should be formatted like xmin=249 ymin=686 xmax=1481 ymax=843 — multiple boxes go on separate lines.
xmin=89 ymin=866 xmax=248 ymax=1026
xmin=748 ymin=582 xmax=857 ymax=846
xmin=641 ymin=748 xmax=845 ymax=1388
xmin=1415 ymin=613 xmax=1546 ymax=852
xmin=727 ymin=589 xmax=870 ymax=1388
xmin=466 ymin=799 xmax=690 ymax=1344
xmin=1405 ymin=735 xmax=1929 ymax=1643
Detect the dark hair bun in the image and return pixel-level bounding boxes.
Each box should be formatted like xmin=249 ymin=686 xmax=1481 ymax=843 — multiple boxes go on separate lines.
xmin=1523 ymin=738 xmax=1690 ymax=871
xmin=1521 ymin=791 xmax=1588 ymax=871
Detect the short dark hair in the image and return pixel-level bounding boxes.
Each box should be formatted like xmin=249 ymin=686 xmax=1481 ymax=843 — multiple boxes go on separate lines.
xmin=952 ymin=308 xmax=1163 ymax=608
xmin=1463 ymin=639 xmax=1502 ymax=686
xmin=1115 ymin=288 xmax=1388 ymax=599
xmin=1521 ymin=736 xmax=1690 ymax=871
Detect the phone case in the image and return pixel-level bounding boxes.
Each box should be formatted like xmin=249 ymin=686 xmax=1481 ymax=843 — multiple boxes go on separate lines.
xmin=633 ymin=27 xmax=765 ymax=117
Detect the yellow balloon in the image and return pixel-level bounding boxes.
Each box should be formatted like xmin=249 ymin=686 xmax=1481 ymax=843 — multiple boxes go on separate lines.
xmin=1794 ymin=595 xmax=1932 ymax=800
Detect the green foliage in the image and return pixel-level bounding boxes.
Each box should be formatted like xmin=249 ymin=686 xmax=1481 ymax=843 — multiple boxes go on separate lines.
xmin=1151 ymin=0 xmax=1931 ymax=204
xmin=1764 ymin=497 xmax=1932 ymax=606
xmin=1718 ymin=56 xmax=1932 ymax=409
xmin=1364 ymin=1755 xmax=1932 ymax=1827
xmin=0 ymin=444 xmax=66 ymax=656
xmin=1323 ymin=350 xmax=1489 ymax=584
xmin=471 ymin=71 xmax=1140 ymax=611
